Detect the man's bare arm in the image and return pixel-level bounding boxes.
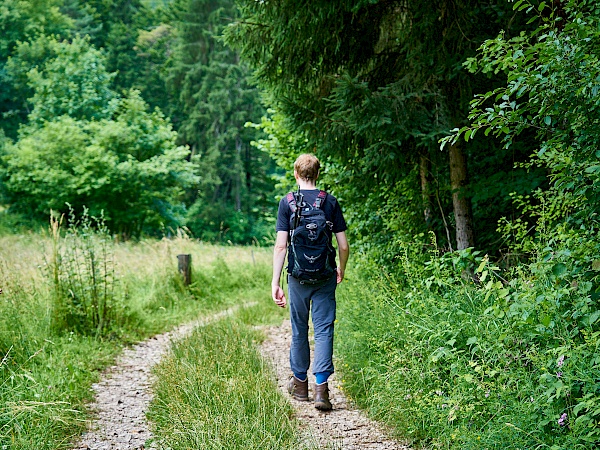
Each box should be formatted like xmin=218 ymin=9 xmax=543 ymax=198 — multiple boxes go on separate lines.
xmin=272 ymin=230 xmax=288 ymax=307
xmin=335 ymin=231 xmax=349 ymax=283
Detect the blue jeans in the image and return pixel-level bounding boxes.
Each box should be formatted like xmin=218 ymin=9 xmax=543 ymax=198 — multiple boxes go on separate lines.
xmin=288 ymin=274 xmax=337 ymax=375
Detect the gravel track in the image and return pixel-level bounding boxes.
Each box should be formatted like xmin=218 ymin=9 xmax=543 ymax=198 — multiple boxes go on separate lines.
xmin=260 ymin=319 xmax=410 ymax=450
xmin=73 ymin=306 xmax=408 ymax=449
xmin=74 ymin=306 xmax=251 ymax=450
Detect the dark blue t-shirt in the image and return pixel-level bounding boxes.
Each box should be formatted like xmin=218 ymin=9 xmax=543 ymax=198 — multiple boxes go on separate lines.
xmin=276 ymin=189 xmax=347 ymax=233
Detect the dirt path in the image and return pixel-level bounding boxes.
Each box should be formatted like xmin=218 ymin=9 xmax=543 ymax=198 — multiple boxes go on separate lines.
xmin=260 ymin=319 xmax=410 ymax=450
xmin=74 ymin=305 xmax=253 ymax=450
xmin=74 ymin=306 xmax=408 ymax=450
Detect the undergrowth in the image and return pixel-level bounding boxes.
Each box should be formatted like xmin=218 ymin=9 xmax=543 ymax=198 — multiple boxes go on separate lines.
xmin=336 ymin=232 xmax=600 ymax=449
xmin=49 ymin=210 xmax=121 ymax=338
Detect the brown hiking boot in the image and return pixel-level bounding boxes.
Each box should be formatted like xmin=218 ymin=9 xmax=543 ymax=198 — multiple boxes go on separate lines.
xmin=314 ymin=382 xmax=332 ymax=411
xmin=287 ymin=375 xmax=309 ymax=401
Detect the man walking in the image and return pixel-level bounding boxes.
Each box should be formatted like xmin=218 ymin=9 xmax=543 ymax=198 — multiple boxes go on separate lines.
xmin=271 ymin=154 xmax=349 ymax=411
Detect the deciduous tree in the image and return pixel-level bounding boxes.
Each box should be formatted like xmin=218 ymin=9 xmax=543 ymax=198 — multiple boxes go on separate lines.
xmin=1 ymin=92 xmax=196 ymax=238
xmin=0 ymin=0 xmax=72 ymax=138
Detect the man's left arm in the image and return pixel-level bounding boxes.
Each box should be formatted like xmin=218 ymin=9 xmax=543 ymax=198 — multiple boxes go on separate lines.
xmin=335 ymin=231 xmax=349 ymax=284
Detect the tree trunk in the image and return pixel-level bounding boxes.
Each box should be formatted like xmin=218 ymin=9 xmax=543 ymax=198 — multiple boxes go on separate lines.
xmin=235 ymin=137 xmax=242 ymax=211
xmin=449 ymin=142 xmax=475 ymax=250
xmin=245 ymin=141 xmax=252 ymax=191
xmin=419 ymin=151 xmax=433 ymax=227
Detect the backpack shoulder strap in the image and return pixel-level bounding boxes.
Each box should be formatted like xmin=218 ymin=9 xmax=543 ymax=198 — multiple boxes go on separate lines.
xmin=313 ymin=190 xmax=327 ymax=209
xmin=286 ymin=192 xmax=297 ymax=213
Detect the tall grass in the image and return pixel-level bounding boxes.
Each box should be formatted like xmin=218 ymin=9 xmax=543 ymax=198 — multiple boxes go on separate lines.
xmin=49 ymin=211 xmax=120 ymax=337
xmin=0 ymin=237 xmax=117 ymax=449
xmin=0 ymin=225 xmax=273 ymax=449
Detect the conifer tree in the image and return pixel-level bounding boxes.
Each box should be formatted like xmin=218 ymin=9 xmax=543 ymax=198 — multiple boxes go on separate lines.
xmin=166 ymin=0 xmax=273 ymax=243
xmin=227 ymin=0 xmax=540 ymax=251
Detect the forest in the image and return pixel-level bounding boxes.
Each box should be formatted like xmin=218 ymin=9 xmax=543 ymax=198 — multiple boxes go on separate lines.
xmin=1 ymin=0 xmax=600 ymax=449
xmin=0 ymin=0 xmax=276 ymax=242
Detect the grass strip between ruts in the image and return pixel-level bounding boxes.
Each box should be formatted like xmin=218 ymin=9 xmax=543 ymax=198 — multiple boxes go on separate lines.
xmin=147 ymin=311 xmax=310 ymax=450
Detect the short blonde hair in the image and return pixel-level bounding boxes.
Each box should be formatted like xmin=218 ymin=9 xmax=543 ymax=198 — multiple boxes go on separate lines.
xmin=294 ymin=154 xmax=320 ymax=181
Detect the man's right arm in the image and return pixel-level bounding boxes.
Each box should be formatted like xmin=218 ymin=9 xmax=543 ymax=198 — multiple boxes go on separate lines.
xmin=272 ymin=230 xmax=289 ymax=307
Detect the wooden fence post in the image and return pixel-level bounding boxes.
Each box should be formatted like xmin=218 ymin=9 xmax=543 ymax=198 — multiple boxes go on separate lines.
xmin=177 ymin=254 xmax=192 ymax=286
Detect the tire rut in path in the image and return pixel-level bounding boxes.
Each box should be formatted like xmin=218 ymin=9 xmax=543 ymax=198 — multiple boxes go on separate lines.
xmin=74 ymin=305 xmax=254 ymax=450
xmin=260 ymin=319 xmax=411 ymax=450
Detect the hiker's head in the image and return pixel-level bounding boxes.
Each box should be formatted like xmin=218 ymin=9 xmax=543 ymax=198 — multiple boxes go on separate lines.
xmin=294 ymin=154 xmax=320 ymax=183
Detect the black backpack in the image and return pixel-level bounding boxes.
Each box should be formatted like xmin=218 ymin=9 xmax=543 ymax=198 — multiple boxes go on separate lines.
xmin=287 ymin=190 xmax=336 ymax=284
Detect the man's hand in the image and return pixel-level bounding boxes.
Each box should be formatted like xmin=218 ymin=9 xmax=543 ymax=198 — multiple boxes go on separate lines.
xmin=336 ymin=267 xmax=345 ymax=284
xmin=272 ymin=284 xmax=287 ymax=308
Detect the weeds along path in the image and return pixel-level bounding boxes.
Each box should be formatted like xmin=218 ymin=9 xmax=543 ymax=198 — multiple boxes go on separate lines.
xmin=261 ymin=319 xmax=410 ymax=450
xmin=74 ymin=303 xmax=256 ymax=450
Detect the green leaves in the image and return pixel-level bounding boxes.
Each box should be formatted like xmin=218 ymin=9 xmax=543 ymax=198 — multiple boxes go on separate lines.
xmin=1 ymin=91 xmax=197 ymax=237
xmin=1 ymin=29 xmax=197 ymax=237
xmin=449 ymin=0 xmax=600 ymax=260
xmin=552 ymin=263 xmax=567 ymax=277
xmin=7 ymin=35 xmax=116 ymax=124
xmin=0 ymin=0 xmax=73 ymax=137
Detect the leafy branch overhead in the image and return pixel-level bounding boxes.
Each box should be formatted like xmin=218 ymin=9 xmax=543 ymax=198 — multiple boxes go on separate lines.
xmin=444 ymin=0 xmax=600 ymax=222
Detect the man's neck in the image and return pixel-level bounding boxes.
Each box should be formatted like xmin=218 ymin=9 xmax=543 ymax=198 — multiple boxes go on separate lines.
xmin=297 ymin=180 xmax=317 ymax=190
